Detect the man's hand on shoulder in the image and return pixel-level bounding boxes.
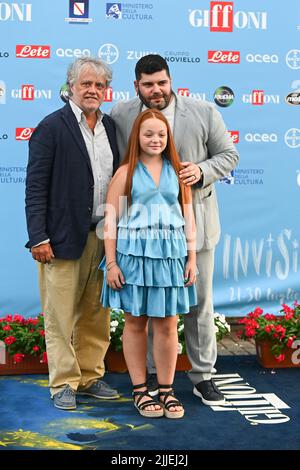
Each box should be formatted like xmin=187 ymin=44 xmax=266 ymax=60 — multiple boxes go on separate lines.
xmin=31 ymin=243 xmax=55 ymax=264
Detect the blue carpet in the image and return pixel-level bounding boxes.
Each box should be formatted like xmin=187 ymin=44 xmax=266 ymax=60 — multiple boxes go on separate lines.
xmin=0 ymin=356 xmax=299 ymax=450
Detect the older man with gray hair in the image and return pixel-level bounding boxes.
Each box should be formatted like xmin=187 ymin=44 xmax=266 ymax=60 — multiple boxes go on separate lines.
xmin=25 ymin=57 xmax=120 ymax=409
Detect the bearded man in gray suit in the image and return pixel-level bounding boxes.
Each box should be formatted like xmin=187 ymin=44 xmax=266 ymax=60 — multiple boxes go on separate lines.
xmin=110 ymin=54 xmax=239 ymax=405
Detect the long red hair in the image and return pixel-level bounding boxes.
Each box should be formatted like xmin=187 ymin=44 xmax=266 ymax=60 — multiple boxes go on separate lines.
xmin=121 ymin=108 xmax=191 ymax=211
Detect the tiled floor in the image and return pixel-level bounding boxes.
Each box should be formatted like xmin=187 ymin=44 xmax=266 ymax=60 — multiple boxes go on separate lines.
xmin=217 ymin=324 xmax=256 ymax=356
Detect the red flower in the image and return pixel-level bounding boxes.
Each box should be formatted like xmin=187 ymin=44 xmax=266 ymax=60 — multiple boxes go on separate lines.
xmin=275 ymin=353 xmax=285 ymax=362
xmin=4 ymin=336 xmax=16 ymax=345
xmin=40 ymin=351 xmax=48 ymax=364
xmin=264 ymin=314 xmax=277 ymax=321
xmin=39 ymin=330 xmax=45 ymax=337
xmin=284 ymin=312 xmax=294 ymax=321
xmin=264 ymin=325 xmax=274 ymax=333
xmin=3 ymin=325 xmax=12 ymax=331
xmin=253 ymin=307 xmax=263 ymax=317
xmin=287 ymin=336 xmax=296 ymax=348
xmin=13 ymin=314 xmax=25 ymax=323
xmin=281 ymin=304 xmax=295 ymax=320
xmin=275 ymin=325 xmax=286 ymax=338
xmin=32 ymin=345 xmax=40 ymax=352
xmin=13 ymin=353 xmax=25 ymax=363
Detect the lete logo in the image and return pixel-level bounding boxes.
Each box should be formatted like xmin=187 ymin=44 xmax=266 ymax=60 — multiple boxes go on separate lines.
xmin=15 ymin=128 xmax=35 ymax=140
xmin=208 ymin=50 xmax=240 ymax=63
xmin=16 ymin=45 xmax=50 ymax=58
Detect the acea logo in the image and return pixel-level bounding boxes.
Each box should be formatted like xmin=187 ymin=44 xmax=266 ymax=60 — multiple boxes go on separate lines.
xmin=0 ymin=80 xmax=6 ymax=104
xmin=285 ymin=80 xmax=300 ymax=106
xmin=0 ymin=2 xmax=32 ymax=21
xmin=56 ymin=47 xmax=90 ymax=58
xmin=105 ymin=2 xmax=153 ymax=20
xmin=284 ymin=129 xmax=300 ymax=149
xmin=189 ymin=1 xmax=267 ymax=31
xmin=246 ymin=53 xmax=279 ymax=64
xmin=245 ymin=132 xmax=278 ymax=143
xmin=286 ymin=50 xmax=300 ymax=70
xmin=214 ymin=86 xmax=234 ymax=107
xmin=98 ymin=44 xmax=119 ymax=64
xmin=65 ymin=0 xmax=92 ymax=23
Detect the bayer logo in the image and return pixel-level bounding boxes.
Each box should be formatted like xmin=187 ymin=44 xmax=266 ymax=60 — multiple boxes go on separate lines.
xmin=98 ymin=44 xmax=119 ymax=64
xmin=284 ymin=128 xmax=300 ymax=148
xmin=286 ymin=50 xmax=300 ymax=70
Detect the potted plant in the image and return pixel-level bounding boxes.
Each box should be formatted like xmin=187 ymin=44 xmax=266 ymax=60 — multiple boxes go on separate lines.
xmin=0 ymin=314 xmax=48 ymax=375
xmin=105 ymin=309 xmax=127 ymax=372
xmin=106 ymin=309 xmax=231 ymax=372
xmin=238 ymin=303 xmax=300 ymax=368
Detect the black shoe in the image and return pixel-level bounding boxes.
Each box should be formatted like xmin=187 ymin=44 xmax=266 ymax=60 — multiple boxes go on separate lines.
xmin=146 ymin=373 xmax=159 ymax=397
xmin=193 ymin=379 xmax=225 ymax=406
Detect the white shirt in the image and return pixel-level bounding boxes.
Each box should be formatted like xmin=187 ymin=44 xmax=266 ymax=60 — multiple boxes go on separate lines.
xmin=69 ymin=99 xmax=113 ymax=223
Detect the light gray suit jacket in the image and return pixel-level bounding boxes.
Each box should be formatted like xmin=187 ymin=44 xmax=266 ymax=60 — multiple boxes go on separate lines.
xmin=110 ymin=95 xmax=239 ymax=251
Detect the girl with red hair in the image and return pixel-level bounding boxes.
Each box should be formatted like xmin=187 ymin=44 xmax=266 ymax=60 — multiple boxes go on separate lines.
xmin=101 ymin=109 xmax=197 ymax=419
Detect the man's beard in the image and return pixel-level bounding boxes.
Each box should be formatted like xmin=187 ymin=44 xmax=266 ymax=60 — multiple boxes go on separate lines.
xmin=138 ymin=89 xmax=173 ymax=110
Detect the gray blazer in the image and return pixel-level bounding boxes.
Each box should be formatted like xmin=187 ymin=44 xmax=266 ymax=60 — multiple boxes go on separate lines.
xmin=110 ymin=95 xmax=239 ymax=251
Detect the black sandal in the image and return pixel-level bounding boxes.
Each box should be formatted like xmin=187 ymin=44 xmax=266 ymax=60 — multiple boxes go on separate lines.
xmin=132 ymin=382 xmax=164 ymax=418
xmin=158 ymin=384 xmax=185 ymax=419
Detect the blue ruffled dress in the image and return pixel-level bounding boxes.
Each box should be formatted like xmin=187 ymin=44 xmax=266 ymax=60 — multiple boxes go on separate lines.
xmin=100 ymin=158 xmax=197 ymax=317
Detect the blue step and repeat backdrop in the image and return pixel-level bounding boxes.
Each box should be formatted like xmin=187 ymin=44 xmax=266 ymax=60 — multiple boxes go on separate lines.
xmin=0 ymin=0 xmax=299 ymax=317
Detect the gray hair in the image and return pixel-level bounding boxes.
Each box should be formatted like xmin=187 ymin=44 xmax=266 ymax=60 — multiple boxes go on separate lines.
xmin=67 ymin=57 xmax=113 ymax=95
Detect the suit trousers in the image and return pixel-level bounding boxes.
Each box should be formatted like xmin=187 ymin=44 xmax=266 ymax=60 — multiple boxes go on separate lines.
xmin=38 ymin=232 xmax=110 ymax=396
xmin=147 ymin=249 xmax=217 ymax=384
